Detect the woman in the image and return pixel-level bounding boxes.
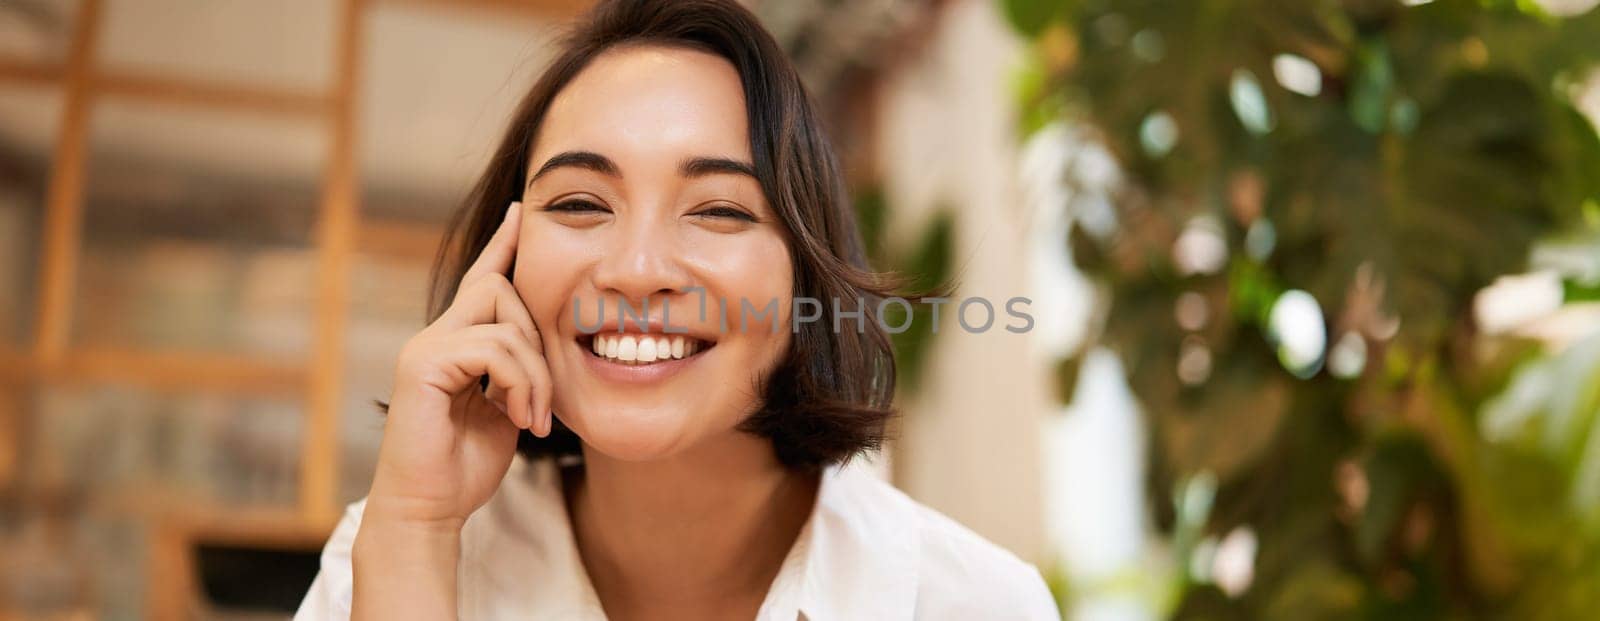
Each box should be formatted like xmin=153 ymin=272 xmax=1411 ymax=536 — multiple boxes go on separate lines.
xmin=296 ymin=0 xmax=1057 ymax=618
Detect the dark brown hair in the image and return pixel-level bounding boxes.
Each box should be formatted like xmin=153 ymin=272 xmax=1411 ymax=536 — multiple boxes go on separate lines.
xmin=424 ymin=0 xmax=899 ymax=470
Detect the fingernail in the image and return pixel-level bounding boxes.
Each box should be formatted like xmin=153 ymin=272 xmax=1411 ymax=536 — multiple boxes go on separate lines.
xmin=506 ymin=201 xmax=521 ymax=219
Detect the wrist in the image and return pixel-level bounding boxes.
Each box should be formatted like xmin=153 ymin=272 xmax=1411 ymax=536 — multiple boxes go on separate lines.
xmin=353 ymin=510 xmax=462 ymax=564
xmin=361 ymin=477 xmax=472 ymax=529
xmin=359 ymin=517 xmax=467 ymax=548
xmin=351 ymin=515 xmax=463 ymax=620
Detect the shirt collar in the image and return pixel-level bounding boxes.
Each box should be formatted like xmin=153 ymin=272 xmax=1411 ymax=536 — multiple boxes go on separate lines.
xmin=478 ymin=455 xmax=920 ymax=621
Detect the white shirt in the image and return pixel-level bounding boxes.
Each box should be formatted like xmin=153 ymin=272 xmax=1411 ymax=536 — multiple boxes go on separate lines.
xmin=295 ymin=455 xmax=1060 ymax=620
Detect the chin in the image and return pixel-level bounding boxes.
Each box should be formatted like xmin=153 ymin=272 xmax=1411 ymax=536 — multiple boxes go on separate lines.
xmin=559 ymin=403 xmax=700 ymax=462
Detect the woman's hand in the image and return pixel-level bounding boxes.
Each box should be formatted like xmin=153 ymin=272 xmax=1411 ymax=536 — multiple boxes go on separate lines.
xmin=351 ymin=201 xmax=551 ymax=620
xmin=369 ymin=200 xmax=552 ymax=526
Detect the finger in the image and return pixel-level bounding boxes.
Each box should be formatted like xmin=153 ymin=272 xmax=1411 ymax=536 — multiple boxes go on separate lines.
xmin=448 ymin=328 xmax=535 ymax=429
xmin=525 ymin=340 xmax=554 ymax=437
xmin=483 ymin=383 xmax=510 ymax=415
xmin=474 ymin=322 xmax=552 ymax=437
xmin=459 ymin=201 xmax=522 ymax=289
xmin=439 ymin=274 xmax=539 ymax=350
xmin=496 ymin=283 xmax=542 ymax=354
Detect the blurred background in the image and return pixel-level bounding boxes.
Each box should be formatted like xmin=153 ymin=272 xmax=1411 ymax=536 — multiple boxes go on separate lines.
xmin=0 ymin=0 xmax=1597 ymax=619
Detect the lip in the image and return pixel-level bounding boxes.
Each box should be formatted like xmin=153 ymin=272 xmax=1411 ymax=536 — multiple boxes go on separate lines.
xmin=576 ymin=335 xmax=712 ymax=384
xmin=579 ymin=314 xmax=721 ymax=344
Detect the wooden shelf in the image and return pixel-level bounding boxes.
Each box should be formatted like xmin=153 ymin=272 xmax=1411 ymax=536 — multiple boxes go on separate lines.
xmin=146 ymin=502 xmax=336 ymax=620
xmin=357 ymin=219 xmax=444 ymax=261
xmin=93 ymin=69 xmax=331 ymax=119
xmin=3 ymin=0 xmax=583 ymax=615
xmin=23 ymin=483 xmax=311 ymax=527
xmin=4 ymin=348 xmax=307 ymax=396
xmin=0 ymin=57 xmax=60 ymax=86
xmin=83 ymin=485 xmax=336 ymax=547
xmin=1 ymin=57 xmax=333 ymax=118
xmin=2 ymin=62 xmax=333 ymax=122
xmin=67 ymin=348 xmax=306 ymax=395
xmin=172 ymin=505 xmax=337 ymax=549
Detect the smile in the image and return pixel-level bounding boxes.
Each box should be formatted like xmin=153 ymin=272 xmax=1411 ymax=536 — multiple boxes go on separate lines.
xmin=585 ymin=333 xmax=711 ymax=365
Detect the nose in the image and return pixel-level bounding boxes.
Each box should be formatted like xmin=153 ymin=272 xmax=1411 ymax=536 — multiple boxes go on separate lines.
xmin=590 ymin=214 xmax=694 ymax=305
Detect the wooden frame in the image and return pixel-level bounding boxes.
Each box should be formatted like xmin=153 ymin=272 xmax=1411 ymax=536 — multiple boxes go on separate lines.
xmin=32 ymin=0 xmax=100 ymax=366
xmin=304 ymin=0 xmax=366 ymax=527
xmin=94 ymin=70 xmax=331 ymax=118
xmin=0 ymin=0 xmax=591 ymax=617
xmin=0 ymin=57 xmax=59 ymax=86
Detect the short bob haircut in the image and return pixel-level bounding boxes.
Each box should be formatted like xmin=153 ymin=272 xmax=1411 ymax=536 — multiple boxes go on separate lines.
xmin=423 ymin=0 xmax=899 ymax=470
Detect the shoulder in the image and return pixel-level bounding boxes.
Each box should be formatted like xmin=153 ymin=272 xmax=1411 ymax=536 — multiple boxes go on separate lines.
xmin=822 ymin=464 xmax=1060 ymax=620
xmin=908 ymin=500 xmax=1060 ymax=618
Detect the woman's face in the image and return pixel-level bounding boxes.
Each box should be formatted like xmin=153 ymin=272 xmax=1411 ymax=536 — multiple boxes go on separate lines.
xmin=514 ymin=45 xmax=793 ymax=461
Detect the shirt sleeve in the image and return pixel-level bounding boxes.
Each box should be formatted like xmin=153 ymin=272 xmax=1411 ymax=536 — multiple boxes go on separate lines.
xmin=293 ymin=499 xmax=367 ymax=621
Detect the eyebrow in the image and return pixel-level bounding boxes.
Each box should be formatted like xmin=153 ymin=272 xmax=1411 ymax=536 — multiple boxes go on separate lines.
xmin=525 ymin=151 xmax=758 ymax=192
xmin=681 ymin=156 xmax=757 ymax=179
xmin=528 ymin=150 xmax=619 ymax=187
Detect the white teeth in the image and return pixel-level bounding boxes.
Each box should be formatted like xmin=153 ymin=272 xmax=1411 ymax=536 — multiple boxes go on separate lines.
xmin=591 ymin=333 xmax=707 ymax=364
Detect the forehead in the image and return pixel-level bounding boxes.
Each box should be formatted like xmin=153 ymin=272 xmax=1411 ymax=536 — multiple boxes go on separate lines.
xmin=530 ymin=45 xmax=752 ymax=169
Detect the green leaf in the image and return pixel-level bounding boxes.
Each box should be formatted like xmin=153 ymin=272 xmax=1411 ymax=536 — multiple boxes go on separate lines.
xmin=1000 ymin=0 xmax=1075 ymax=38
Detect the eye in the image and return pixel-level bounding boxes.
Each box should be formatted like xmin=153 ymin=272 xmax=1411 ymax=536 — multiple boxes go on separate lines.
xmin=692 ymin=204 xmax=758 ymax=223
xmin=544 ymin=198 xmax=611 ymax=213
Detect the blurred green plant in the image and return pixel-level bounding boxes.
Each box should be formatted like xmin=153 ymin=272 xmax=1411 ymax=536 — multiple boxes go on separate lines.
xmin=856 ymin=188 xmax=955 ymax=389
xmin=1005 ymin=0 xmax=1600 ymax=618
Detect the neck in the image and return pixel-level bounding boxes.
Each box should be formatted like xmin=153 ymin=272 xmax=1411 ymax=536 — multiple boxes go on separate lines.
xmin=565 ymin=433 xmax=819 ymax=620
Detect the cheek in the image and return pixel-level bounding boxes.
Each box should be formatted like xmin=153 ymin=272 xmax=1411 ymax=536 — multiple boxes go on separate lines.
xmin=700 ymin=236 xmax=793 ymax=353
xmin=513 ymin=224 xmax=590 ymax=327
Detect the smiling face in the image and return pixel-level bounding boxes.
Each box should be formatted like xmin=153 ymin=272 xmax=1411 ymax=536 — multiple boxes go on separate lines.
xmin=513 ymin=44 xmax=794 ymax=462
